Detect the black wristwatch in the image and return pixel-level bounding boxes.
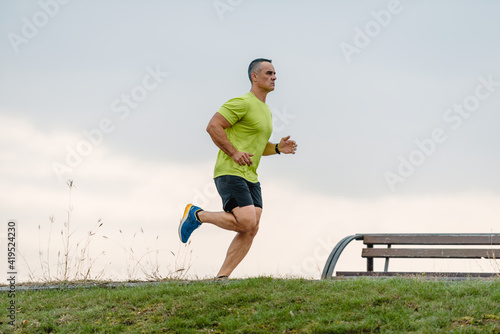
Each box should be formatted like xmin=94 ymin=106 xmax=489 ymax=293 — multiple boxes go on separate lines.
xmin=275 ymin=143 xmax=281 ymax=155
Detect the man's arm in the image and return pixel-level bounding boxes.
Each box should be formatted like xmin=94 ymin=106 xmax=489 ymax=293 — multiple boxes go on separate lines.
xmin=206 ymin=112 xmax=254 ymax=166
xmin=262 ymin=135 xmax=298 ymax=156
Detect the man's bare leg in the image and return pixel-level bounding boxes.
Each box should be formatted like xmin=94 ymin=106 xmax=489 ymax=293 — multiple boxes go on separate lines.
xmin=217 ymin=207 xmax=262 ymax=277
xmin=216 ymin=223 xmax=260 ymax=277
xmin=197 ymin=205 xmax=259 ymax=233
xmin=197 ymin=206 xmax=262 ymax=277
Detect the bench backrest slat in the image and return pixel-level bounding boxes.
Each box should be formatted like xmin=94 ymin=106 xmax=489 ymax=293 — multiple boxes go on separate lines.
xmin=362 ymin=248 xmax=500 ymax=259
xmin=363 ymin=234 xmax=500 ymax=245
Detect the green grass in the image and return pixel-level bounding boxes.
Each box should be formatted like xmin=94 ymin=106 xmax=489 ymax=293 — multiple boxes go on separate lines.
xmin=1 ymin=277 xmax=500 ymax=333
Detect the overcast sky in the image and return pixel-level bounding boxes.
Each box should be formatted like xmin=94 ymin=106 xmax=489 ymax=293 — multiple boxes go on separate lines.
xmin=1 ymin=0 xmax=499 ymax=282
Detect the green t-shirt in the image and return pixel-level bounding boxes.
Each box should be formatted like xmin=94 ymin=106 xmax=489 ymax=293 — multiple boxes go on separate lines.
xmin=213 ymin=92 xmax=273 ymax=183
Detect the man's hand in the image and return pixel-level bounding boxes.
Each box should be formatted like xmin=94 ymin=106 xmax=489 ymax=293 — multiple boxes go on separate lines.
xmin=278 ymin=135 xmax=298 ymax=154
xmin=232 ymin=151 xmax=254 ymax=166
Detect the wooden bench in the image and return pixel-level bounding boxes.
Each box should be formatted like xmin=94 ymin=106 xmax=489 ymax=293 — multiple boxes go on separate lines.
xmin=321 ymin=233 xmax=500 ymax=279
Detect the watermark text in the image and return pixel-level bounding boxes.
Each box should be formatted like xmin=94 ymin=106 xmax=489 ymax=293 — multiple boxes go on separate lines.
xmin=7 ymin=0 xmax=73 ymax=54
xmin=52 ymin=65 xmax=168 ymax=181
xmin=6 ymin=220 xmax=17 ymax=327
xmin=385 ymin=73 xmax=500 ymax=191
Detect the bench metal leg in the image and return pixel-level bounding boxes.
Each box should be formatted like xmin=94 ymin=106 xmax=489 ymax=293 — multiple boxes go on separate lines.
xmin=367 ymin=244 xmax=373 ymax=272
xmin=321 ymin=234 xmax=363 ymax=279
xmin=384 ymin=244 xmax=391 ymax=272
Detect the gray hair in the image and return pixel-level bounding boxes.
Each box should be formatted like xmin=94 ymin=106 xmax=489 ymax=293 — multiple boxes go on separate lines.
xmin=248 ymin=58 xmax=272 ymax=83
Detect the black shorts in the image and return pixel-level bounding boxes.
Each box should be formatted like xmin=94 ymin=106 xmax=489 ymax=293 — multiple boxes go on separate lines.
xmin=214 ymin=175 xmax=263 ymax=212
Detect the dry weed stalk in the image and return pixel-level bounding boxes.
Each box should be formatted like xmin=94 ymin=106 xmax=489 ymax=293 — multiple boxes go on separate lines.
xmin=23 ymin=180 xmax=107 ymax=283
xmin=104 ymin=228 xmax=193 ymax=281
xmin=22 ymin=179 xmax=193 ymax=283
xmin=487 ymin=249 xmax=500 ymax=278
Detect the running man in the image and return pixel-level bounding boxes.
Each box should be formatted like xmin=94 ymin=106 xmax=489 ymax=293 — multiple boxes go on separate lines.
xmin=178 ymin=58 xmax=297 ymax=278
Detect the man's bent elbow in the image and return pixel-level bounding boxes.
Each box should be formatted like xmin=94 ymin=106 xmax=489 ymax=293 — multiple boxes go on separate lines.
xmin=206 ymin=120 xmax=213 ymax=133
xmin=206 ymin=119 xmax=220 ymax=137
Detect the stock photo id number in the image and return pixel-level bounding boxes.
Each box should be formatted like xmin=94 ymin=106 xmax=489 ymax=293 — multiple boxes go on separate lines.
xmin=6 ymin=220 xmax=18 ymax=327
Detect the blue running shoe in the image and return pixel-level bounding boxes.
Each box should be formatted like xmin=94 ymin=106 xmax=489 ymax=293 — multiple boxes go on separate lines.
xmin=178 ymin=204 xmax=203 ymax=243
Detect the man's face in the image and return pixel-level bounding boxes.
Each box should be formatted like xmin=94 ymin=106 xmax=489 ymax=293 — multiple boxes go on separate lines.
xmin=253 ymin=62 xmax=276 ymax=92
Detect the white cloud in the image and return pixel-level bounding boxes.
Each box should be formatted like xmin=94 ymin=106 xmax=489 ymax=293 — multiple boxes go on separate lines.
xmin=2 ymin=86 xmax=500 ymax=282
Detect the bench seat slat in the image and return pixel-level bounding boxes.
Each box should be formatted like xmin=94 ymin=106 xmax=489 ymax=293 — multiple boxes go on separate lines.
xmin=362 ymin=248 xmax=500 ymax=259
xmin=363 ymin=234 xmax=500 ymax=245
xmin=336 ymin=271 xmax=499 ymax=278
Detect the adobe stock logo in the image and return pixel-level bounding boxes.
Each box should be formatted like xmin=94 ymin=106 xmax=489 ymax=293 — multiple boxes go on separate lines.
xmin=384 ymin=74 xmax=500 ymax=192
xmin=291 ymin=235 xmax=337 ymax=278
xmin=271 ymin=105 xmax=296 ymax=134
xmin=213 ymin=0 xmax=243 ymax=21
xmin=339 ymin=0 xmax=411 ymax=64
xmin=7 ymin=0 xmax=72 ymax=54
xmin=52 ymin=65 xmax=168 ymax=181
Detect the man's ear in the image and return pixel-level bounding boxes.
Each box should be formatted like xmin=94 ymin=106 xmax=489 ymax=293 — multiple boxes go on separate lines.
xmin=250 ymin=72 xmax=257 ymax=82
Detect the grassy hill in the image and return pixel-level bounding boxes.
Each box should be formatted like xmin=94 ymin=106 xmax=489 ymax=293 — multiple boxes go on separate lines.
xmin=1 ymin=277 xmax=500 ymax=333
